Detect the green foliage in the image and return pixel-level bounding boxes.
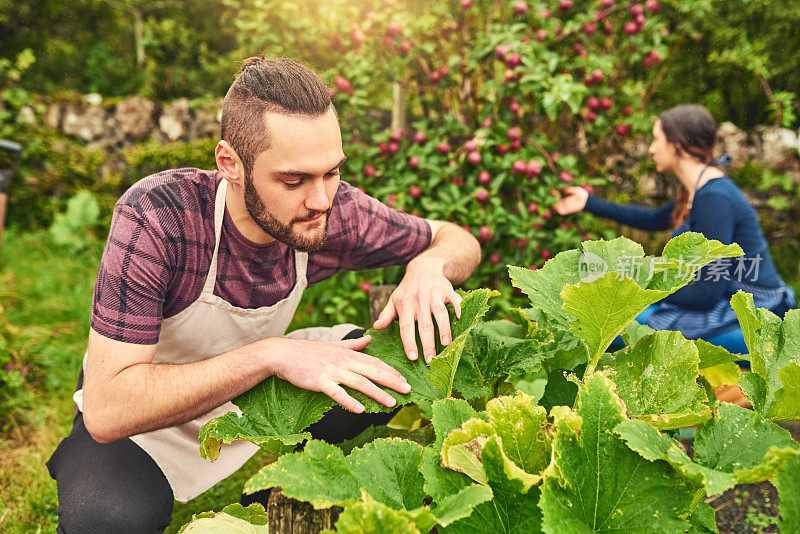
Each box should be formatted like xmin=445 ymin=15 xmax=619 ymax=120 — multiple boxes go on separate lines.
xmin=178 ymin=503 xmax=268 ymax=533
xmin=48 ymin=190 xmax=101 ymax=251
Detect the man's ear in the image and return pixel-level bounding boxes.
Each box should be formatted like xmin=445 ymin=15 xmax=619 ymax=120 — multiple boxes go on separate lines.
xmin=215 ymin=140 xmax=244 ymax=185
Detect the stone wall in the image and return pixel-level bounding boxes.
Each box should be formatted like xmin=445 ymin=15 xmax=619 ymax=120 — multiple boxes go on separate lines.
xmin=15 ymin=93 xmax=800 ymax=181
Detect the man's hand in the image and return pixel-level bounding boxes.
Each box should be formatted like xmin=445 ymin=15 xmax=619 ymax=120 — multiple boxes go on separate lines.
xmin=372 ymin=256 xmax=463 ymax=364
xmin=267 ymin=335 xmax=411 ymax=414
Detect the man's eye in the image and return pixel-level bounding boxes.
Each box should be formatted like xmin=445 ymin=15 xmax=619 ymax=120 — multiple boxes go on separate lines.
xmin=285 ymin=181 xmax=302 ymax=189
xmin=325 ymin=171 xmax=341 ymax=177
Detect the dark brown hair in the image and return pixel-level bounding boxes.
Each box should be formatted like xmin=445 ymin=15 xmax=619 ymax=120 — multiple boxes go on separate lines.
xmin=220 ymin=56 xmax=333 ymax=176
xmin=658 ymin=104 xmax=717 ymax=228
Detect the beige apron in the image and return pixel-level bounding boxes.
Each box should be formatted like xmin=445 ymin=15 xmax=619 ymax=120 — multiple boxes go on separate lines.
xmin=74 ymin=178 xmax=357 ymax=502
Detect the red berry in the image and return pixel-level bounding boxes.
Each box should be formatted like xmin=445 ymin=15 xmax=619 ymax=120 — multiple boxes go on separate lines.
xmin=528 ymin=202 xmax=538 ymax=214
xmin=587 ymin=96 xmax=600 ymax=110
xmin=593 ymin=10 xmax=606 ymax=21
xmin=526 ymin=160 xmax=542 ymax=175
xmin=399 ymin=40 xmax=412 ymax=54
xmin=587 ymin=111 xmax=598 ymax=122
xmin=390 ymin=128 xmax=403 ymax=142
xmin=386 ymin=21 xmax=404 ymax=36
xmin=616 ymin=123 xmax=630 ymax=136
xmin=414 ymin=131 xmax=427 ymax=143
xmin=510 ymin=140 xmax=522 ymax=151
xmin=541 ymin=249 xmax=552 ymax=260
xmin=489 ymin=252 xmax=500 ymax=265
xmin=478 ymin=171 xmax=491 ymax=185
xmin=360 ymin=280 xmax=372 ymax=293
xmin=451 ymin=175 xmax=464 ymax=186
xmin=352 ymin=29 xmax=365 ymax=45
xmin=592 ymin=69 xmax=605 ymax=82
xmin=478 ymin=225 xmax=493 ymax=242
xmin=475 ymin=188 xmax=489 ymax=203
xmin=583 ymin=22 xmax=597 ymax=35
xmin=364 ymin=165 xmax=376 ymax=177
xmin=409 ymin=155 xmax=419 ymax=167
xmin=377 ymin=142 xmax=389 ymax=154
xmin=624 ymin=21 xmax=639 ymax=34
xmin=601 ymin=0 xmax=614 ymax=7
xmin=467 ymin=151 xmax=482 ymax=165
xmin=622 ymin=106 xmax=633 ymax=116
xmin=540 ymin=8 xmax=552 ymax=18
xmin=507 ymin=126 xmax=522 ymax=141
xmin=437 ymin=141 xmax=451 ymax=154
xmin=580 ymin=183 xmax=595 ymax=194
xmin=533 ymin=222 xmax=543 ymax=230
xmin=504 ymin=69 xmax=517 ymax=82
xmin=509 ymin=99 xmax=521 ymax=114
xmin=388 ymin=142 xmax=399 ymax=153
xmin=409 ymin=185 xmax=422 ymax=198
xmin=559 ymin=171 xmax=575 ymax=183
xmin=429 ymin=71 xmax=441 ymax=83
xmin=461 ymin=0 xmax=473 ymax=7
xmin=496 ymin=143 xmax=508 ymax=155
xmin=599 ymin=97 xmax=612 ymax=110
xmin=542 ymin=209 xmax=552 ymax=220
xmin=535 ymin=29 xmax=547 ymax=42
xmin=481 ymin=117 xmax=493 ymax=128
xmin=645 ymin=0 xmax=661 ymax=12
xmin=552 ymin=152 xmax=562 ymax=161
xmin=630 ymin=4 xmax=644 ymax=16
xmin=558 ymin=0 xmax=573 ymax=10
xmin=495 ymin=44 xmax=511 ymax=60
xmin=334 ymin=75 xmax=352 ymax=92
xmin=464 ymin=139 xmax=478 ymax=152
xmin=513 ymin=1 xmax=529 ymax=15
xmin=512 ymin=159 xmax=528 ymax=174
xmin=505 ymin=52 xmax=522 ymax=68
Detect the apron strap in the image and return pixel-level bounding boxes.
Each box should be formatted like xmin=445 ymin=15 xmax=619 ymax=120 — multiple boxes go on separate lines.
xmin=294 ymin=250 xmax=309 ymax=284
xmin=202 ymin=178 xmax=229 ymax=295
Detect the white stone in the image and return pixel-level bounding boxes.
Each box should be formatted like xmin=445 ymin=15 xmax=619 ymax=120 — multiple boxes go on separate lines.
xmin=16 ymin=106 xmax=35 ymax=125
xmin=84 ymin=93 xmax=103 ymax=106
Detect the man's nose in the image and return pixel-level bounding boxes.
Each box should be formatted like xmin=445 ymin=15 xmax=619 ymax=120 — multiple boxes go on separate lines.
xmin=304 ymin=179 xmax=329 ymax=212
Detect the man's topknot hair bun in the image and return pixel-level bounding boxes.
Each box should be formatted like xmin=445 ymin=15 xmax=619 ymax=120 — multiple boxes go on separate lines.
xmin=240 ymin=56 xmax=264 ymax=72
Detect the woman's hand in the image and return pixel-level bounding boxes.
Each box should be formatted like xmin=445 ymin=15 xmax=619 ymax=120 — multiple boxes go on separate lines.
xmin=553 ymin=186 xmax=589 ymax=215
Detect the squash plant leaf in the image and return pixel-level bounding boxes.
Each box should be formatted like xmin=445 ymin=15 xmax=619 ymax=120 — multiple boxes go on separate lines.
xmin=777 ymin=454 xmax=800 ymax=534
xmin=441 ymin=437 xmax=544 ymax=534
xmin=199 ymin=377 xmax=333 ymax=461
xmin=730 ymin=291 xmax=800 ymax=421
xmin=179 ymin=503 xmax=269 ymax=533
xmin=431 ymin=398 xmax=486 ymax=452
xmin=540 ymin=373 xmax=694 ymax=534
xmin=605 ymin=331 xmax=711 ymax=429
xmin=617 ymin=403 xmax=799 ymax=496
xmin=329 ymin=492 xmax=427 ymax=534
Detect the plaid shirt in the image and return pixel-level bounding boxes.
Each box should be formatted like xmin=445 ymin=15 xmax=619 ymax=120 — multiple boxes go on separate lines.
xmin=91 ymin=168 xmax=431 ymax=344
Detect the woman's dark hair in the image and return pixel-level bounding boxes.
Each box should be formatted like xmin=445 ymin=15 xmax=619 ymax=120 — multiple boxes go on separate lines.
xmin=659 ymin=104 xmax=718 ymax=228
xmin=220 ymin=56 xmax=333 ymax=177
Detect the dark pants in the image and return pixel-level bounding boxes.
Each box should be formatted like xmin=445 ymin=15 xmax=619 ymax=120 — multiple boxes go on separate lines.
xmin=47 ymin=328 xmax=394 ymax=533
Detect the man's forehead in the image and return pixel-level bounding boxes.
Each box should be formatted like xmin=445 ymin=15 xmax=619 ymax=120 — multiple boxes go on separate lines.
xmin=257 ymin=107 xmax=343 ymax=171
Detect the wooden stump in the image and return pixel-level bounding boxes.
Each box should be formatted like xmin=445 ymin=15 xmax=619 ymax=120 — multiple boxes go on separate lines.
xmin=368 ymin=284 xmax=397 ymax=323
xmin=267 ymin=488 xmax=338 ymax=534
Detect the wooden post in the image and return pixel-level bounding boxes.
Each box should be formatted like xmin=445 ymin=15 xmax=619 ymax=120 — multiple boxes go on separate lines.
xmin=267 ymin=488 xmax=338 ymax=534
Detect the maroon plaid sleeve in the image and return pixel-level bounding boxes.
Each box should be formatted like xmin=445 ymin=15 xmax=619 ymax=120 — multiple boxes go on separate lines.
xmin=91 ymin=201 xmax=172 ymax=345
xmin=307 ymin=182 xmax=432 ymax=284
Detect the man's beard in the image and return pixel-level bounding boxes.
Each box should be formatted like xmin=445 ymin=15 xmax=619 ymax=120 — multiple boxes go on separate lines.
xmin=243 ymin=174 xmax=330 ymax=252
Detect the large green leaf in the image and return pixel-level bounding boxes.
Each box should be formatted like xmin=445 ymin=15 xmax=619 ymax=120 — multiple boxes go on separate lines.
xmin=179 ymin=503 xmax=269 ymax=533
xmin=540 ymin=373 xmax=694 ymax=533
xmin=511 ymin=234 xmax=742 ymax=373
xmin=776 ymin=454 xmax=800 ymax=534
xmin=730 ymin=291 xmax=800 ymax=420
xmin=442 ymin=437 xmax=544 ymax=534
xmin=606 ymin=331 xmax=711 ymax=429
xmin=431 ymin=398 xmax=485 ymax=452
xmin=328 ymin=492 xmax=426 ymax=534
xmin=420 ymin=446 xmax=474 ymax=502
xmin=199 ymin=377 xmax=333 ymax=461
xmin=243 ymin=440 xmax=361 ymax=508
xmin=617 ymin=403 xmax=800 ymax=496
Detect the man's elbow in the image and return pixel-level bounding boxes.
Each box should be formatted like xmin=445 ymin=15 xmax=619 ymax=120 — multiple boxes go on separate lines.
xmin=83 ymin=403 xmax=123 ymax=444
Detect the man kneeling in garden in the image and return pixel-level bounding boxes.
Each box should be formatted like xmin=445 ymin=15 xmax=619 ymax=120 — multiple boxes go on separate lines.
xmin=46 ymin=56 xmax=480 ymax=532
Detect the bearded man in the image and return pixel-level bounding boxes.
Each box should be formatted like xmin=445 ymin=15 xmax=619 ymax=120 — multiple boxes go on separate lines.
xmin=46 ymin=57 xmax=480 ymax=532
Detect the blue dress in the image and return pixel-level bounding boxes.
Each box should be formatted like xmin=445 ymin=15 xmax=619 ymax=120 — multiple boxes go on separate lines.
xmin=585 ymin=175 xmax=796 ymax=352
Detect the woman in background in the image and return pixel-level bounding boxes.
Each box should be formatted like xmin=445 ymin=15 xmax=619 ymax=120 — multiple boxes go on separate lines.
xmin=554 ymin=104 xmax=796 ymax=354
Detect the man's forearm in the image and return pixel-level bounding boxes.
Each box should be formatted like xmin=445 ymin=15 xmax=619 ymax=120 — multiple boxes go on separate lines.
xmin=83 ymin=338 xmax=281 ymax=443
xmin=413 ymin=222 xmax=481 ymax=284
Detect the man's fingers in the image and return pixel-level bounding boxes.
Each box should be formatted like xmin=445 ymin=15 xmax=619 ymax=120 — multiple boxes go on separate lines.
xmin=338 ymin=334 xmax=372 ymax=351
xmin=372 ymin=300 xmax=397 ymax=330
xmin=347 ymin=353 xmax=410 ymax=394
xmin=431 ymin=300 xmax=452 ymax=346
xmin=397 ymin=300 xmax=419 ymax=361
xmin=338 ymin=371 xmax=397 ymax=408
xmin=320 ymin=382 xmax=365 ymax=414
xmin=415 ymin=301 xmax=437 ymax=363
